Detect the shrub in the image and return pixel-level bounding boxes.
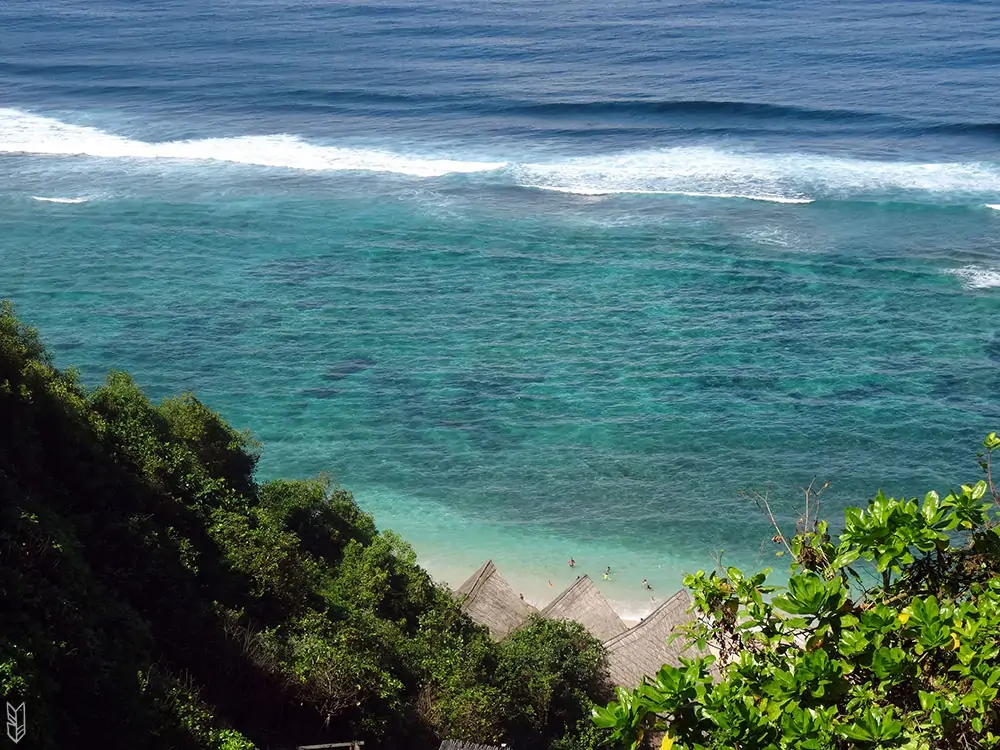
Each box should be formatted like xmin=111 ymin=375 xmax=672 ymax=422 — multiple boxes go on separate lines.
xmin=594 ymin=433 xmax=1000 ymax=750
xmin=1 ymin=299 xmax=610 ymax=749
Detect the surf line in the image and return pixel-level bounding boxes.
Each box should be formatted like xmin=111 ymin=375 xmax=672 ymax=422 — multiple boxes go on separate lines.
xmin=31 ymin=196 xmax=89 ymax=204
xmin=526 ymin=185 xmax=814 ymax=204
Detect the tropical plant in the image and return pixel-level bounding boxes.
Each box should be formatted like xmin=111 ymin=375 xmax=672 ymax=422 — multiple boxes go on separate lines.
xmin=594 ymin=432 xmax=1000 ymax=749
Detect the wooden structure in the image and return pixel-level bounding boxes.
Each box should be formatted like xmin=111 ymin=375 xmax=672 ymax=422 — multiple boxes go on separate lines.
xmin=438 ymin=741 xmax=505 ymax=750
xmin=454 ymin=560 xmax=536 ymax=639
xmin=602 ymin=590 xmax=695 ymax=689
xmin=541 ymin=575 xmax=627 ymax=642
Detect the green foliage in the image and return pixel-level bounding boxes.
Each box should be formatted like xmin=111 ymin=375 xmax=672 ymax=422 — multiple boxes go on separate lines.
xmin=158 ymin=393 xmax=260 ymax=498
xmin=139 ymin=666 xmax=257 ymax=750
xmin=208 ymin=505 xmax=322 ymax=610
xmin=499 ymin=616 xmax=614 ymax=749
xmin=0 ymin=300 xmax=609 ymax=750
xmin=259 ymin=476 xmax=377 ymax=562
xmin=595 ymin=434 xmax=1000 ymax=749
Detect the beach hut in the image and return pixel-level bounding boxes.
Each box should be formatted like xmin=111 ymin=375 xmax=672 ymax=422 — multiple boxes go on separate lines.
xmin=454 ymin=560 xmax=536 ymax=639
xmin=602 ymin=590 xmax=695 ymax=689
xmin=541 ymin=575 xmax=627 ymax=642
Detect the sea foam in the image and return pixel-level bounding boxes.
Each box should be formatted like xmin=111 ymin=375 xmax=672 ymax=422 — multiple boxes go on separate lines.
xmin=950 ymin=266 xmax=1000 ymax=290
xmin=31 ymin=196 xmax=89 ymax=204
xmin=528 ymin=185 xmax=813 ymax=203
xmin=4 ymin=108 xmax=1000 ymax=201
xmin=0 ymin=109 xmax=506 ymax=178
xmin=512 ymin=148 xmax=1000 ymax=202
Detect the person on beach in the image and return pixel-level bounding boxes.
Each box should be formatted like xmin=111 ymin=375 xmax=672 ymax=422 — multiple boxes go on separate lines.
xmin=568 ymin=558 xmax=575 ymax=567
xmin=603 ymin=566 xmax=611 ymax=580
xmin=519 ymin=593 xmax=524 ymax=600
xmin=642 ymin=578 xmax=651 ymax=590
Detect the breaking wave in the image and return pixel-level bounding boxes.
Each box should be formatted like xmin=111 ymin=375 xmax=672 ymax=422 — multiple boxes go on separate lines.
xmin=528 ymin=185 xmax=813 ymax=203
xmin=510 ymin=148 xmax=1000 ymax=202
xmin=0 ymin=109 xmax=505 ymax=178
xmin=950 ymin=266 xmax=1000 ymax=290
xmin=31 ymin=196 xmax=90 ymax=203
xmin=3 ymin=109 xmax=999 ymax=203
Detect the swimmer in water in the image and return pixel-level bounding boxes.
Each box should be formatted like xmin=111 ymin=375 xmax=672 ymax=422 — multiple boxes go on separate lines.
xmin=642 ymin=578 xmax=651 ymax=590
xmin=603 ymin=566 xmax=611 ymax=580
xmin=568 ymin=558 xmax=576 ymax=567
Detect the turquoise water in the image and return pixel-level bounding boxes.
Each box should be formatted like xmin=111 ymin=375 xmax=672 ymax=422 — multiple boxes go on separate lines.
xmin=2 ymin=0 xmax=1000 ymax=613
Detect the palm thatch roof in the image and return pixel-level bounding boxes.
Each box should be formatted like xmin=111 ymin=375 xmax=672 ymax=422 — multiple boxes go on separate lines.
xmin=541 ymin=575 xmax=627 ymax=642
xmin=602 ymin=589 xmax=695 ymax=689
xmin=454 ymin=560 xmax=536 ymax=639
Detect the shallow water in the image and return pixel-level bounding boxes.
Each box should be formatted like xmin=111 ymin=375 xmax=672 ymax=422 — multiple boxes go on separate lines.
xmin=2 ymin=0 xmax=999 ymax=611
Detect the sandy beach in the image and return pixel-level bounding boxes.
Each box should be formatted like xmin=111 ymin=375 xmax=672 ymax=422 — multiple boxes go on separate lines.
xmin=422 ymin=554 xmax=671 ymax=626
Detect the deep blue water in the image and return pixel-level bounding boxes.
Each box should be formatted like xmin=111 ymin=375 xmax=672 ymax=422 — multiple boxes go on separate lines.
xmin=2 ymin=0 xmax=999 ymax=613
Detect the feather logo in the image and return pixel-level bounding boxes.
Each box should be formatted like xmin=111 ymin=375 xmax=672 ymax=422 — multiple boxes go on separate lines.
xmin=6 ymin=702 xmax=25 ymax=744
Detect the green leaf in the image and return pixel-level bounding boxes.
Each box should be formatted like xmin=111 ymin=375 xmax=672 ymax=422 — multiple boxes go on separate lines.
xmin=831 ymin=548 xmax=860 ymax=570
xmin=870 ymin=647 xmax=907 ymax=680
xmin=837 ymin=722 xmax=875 ymax=742
xmin=591 ymin=705 xmax=621 ymax=729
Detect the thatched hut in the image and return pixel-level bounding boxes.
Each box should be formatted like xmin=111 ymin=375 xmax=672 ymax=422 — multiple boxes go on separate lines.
xmin=603 ymin=590 xmax=695 ymax=689
xmin=454 ymin=560 xmax=536 ymax=639
xmin=541 ymin=575 xmax=627 ymax=642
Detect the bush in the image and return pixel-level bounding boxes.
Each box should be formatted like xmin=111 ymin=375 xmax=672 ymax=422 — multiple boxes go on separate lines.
xmin=594 ymin=433 xmax=1000 ymax=750
xmin=500 ymin=616 xmax=613 ymax=750
xmin=0 ymin=299 xmax=609 ymax=749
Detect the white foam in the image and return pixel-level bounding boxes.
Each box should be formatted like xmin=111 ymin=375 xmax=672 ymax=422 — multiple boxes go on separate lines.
xmin=950 ymin=266 xmax=1000 ymax=289
xmin=531 ymin=185 xmax=813 ymax=204
xmin=0 ymin=108 xmax=506 ymax=178
xmin=31 ymin=196 xmax=89 ymax=203
xmin=674 ymin=191 xmax=813 ymax=204
xmin=746 ymin=228 xmax=796 ymax=247
xmin=987 ymin=204 xmax=1000 ymax=211
xmin=610 ymin=601 xmax=662 ymax=623
xmin=513 ymin=147 xmax=1000 ymax=202
xmin=5 ymin=108 xmax=1000 ymax=200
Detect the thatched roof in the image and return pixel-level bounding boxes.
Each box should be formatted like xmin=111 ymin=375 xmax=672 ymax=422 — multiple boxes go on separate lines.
xmin=603 ymin=590 xmax=695 ymax=689
xmin=455 ymin=560 xmax=536 ymax=639
xmin=541 ymin=575 xmax=627 ymax=642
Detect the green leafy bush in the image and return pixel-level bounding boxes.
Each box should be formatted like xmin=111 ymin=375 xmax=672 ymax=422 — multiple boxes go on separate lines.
xmin=0 ymin=300 xmax=609 ymax=749
xmin=594 ymin=433 xmax=1000 ymax=750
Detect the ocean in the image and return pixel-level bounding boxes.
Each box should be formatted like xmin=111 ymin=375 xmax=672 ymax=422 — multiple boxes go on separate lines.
xmin=2 ymin=0 xmax=998 ymax=617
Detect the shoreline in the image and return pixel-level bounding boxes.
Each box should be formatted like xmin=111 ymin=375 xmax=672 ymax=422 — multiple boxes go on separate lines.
xmin=348 ymin=486 xmax=705 ymax=622
xmin=418 ymin=552 xmax=674 ymax=626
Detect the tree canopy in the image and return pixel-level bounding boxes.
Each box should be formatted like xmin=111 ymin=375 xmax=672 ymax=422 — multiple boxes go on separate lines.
xmin=0 ymin=300 xmax=610 ymax=750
